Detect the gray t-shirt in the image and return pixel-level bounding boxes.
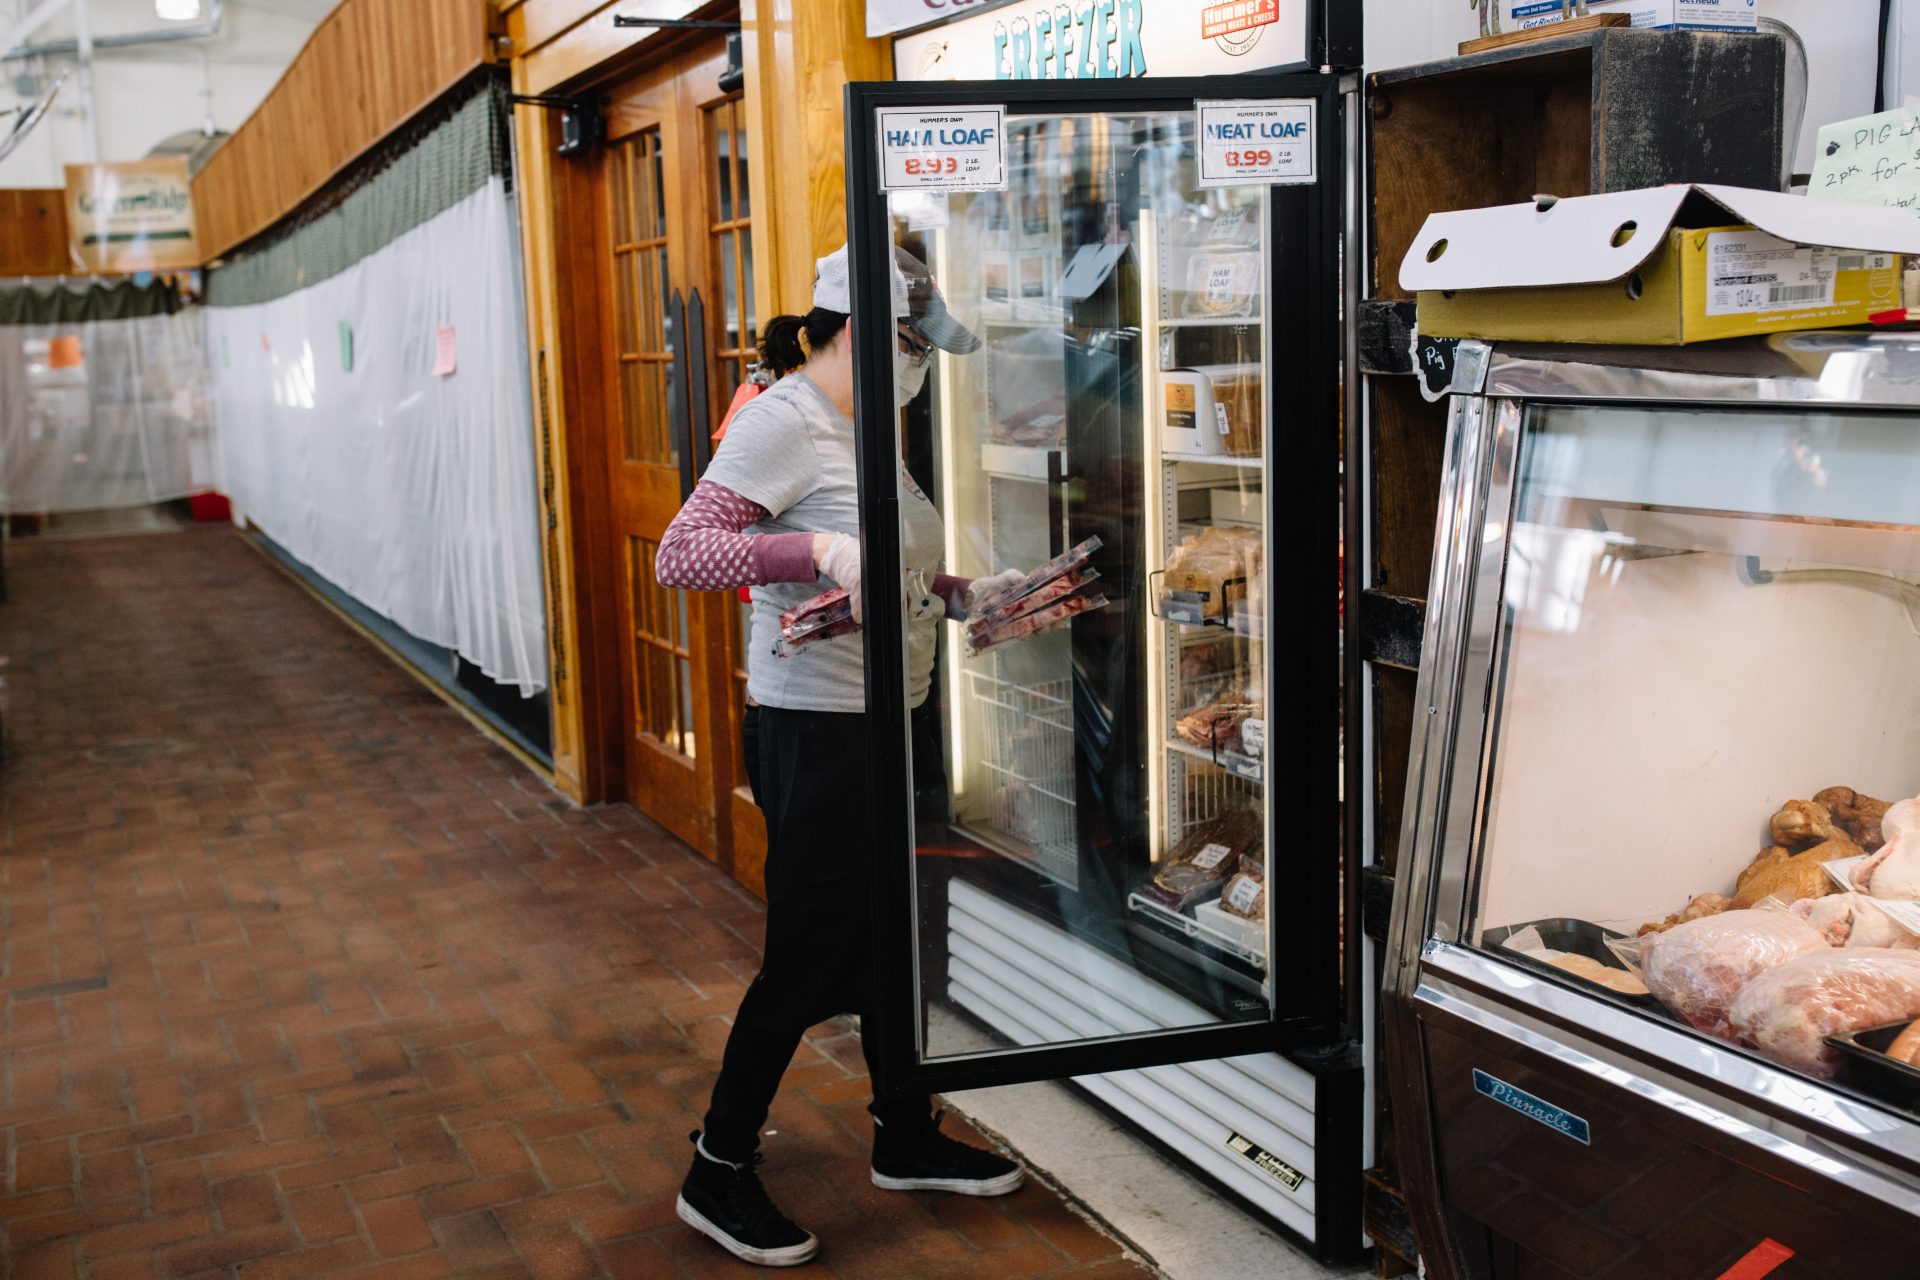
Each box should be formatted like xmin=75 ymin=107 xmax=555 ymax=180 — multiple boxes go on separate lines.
xmin=703 ymin=372 xmax=944 ymax=713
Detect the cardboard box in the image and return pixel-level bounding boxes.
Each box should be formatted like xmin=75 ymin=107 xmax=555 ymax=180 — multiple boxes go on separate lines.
xmin=1402 ymin=185 xmax=1920 ymax=345
xmin=1588 ymin=0 xmax=1758 ymax=30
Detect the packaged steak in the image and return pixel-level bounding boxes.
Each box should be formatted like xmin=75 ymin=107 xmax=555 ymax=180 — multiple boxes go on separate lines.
xmin=1136 ymin=809 xmax=1264 ymax=912
xmin=1175 ymin=689 xmax=1261 ymax=753
xmin=970 ymin=535 xmax=1104 ymax=616
xmin=776 ymin=587 xmax=858 ymax=655
xmin=1220 ymin=853 xmax=1266 ymax=922
xmin=965 ymin=570 xmax=1099 ymax=646
xmin=968 ymin=592 xmax=1109 ymax=656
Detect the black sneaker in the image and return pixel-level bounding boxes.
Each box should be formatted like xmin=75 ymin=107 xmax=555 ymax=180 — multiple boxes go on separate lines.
xmin=870 ymin=1109 xmax=1025 ymax=1196
xmin=676 ymin=1131 xmax=819 ymax=1267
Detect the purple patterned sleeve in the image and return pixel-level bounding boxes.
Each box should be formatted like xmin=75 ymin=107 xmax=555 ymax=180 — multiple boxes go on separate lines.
xmin=656 ymin=481 xmax=819 ymax=590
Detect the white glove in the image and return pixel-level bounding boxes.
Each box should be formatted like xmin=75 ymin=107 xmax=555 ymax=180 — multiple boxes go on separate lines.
xmin=813 ymin=532 xmax=863 ymax=622
xmin=964 ymin=568 xmax=1027 ymax=617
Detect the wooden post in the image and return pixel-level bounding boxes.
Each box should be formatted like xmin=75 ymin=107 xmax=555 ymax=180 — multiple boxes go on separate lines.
xmin=741 ymin=0 xmax=890 ymax=317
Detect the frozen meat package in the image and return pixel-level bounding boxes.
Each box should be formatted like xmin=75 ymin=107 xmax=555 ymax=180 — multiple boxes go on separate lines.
xmin=965 ymin=536 xmax=1110 ymax=656
xmin=776 ymin=588 xmax=859 ymax=654
xmin=1632 ymin=908 xmax=1828 ymax=1038
xmin=1729 ymin=949 xmax=1920 ymax=1077
xmin=1136 ymin=808 xmax=1263 ymax=913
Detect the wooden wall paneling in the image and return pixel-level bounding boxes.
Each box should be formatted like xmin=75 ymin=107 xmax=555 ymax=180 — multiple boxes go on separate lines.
xmin=511 ymin=1 xmax=708 ymax=94
xmin=192 ymin=0 xmax=495 ymax=260
xmin=0 ymin=190 xmax=73 ymax=277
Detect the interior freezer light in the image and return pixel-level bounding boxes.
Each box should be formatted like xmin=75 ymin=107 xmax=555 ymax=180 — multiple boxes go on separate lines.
xmin=156 ymin=0 xmax=202 ymax=19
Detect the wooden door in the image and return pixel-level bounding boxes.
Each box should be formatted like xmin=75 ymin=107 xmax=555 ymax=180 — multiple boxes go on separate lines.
xmin=593 ymin=43 xmax=765 ymax=882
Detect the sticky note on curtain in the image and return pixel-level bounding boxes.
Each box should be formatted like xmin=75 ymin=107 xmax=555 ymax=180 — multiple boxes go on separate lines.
xmin=433 ymin=325 xmax=457 ymax=376
xmin=48 ymin=336 xmax=82 ymax=369
xmin=339 ymin=321 xmax=354 ymax=372
xmin=1811 ymin=107 xmax=1920 ymax=211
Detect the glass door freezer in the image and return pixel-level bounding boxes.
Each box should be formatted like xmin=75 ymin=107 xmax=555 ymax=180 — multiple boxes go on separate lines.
xmin=1385 ymin=334 xmax=1920 ymax=1277
xmin=838 ymin=73 xmax=1361 ymax=1259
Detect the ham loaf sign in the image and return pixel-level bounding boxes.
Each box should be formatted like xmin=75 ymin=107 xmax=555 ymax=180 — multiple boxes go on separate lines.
xmin=886 ymin=0 xmax=1310 ymax=79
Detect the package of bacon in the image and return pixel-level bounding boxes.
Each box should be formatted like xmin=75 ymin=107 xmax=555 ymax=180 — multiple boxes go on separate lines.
xmin=776 ymin=587 xmax=859 ymax=655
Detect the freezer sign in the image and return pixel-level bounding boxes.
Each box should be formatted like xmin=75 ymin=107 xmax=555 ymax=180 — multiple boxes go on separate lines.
xmin=1224 ymin=1132 xmax=1306 ymax=1191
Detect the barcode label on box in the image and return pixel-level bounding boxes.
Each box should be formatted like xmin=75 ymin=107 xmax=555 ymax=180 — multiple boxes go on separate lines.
xmin=1705 ymin=232 xmax=1893 ymax=317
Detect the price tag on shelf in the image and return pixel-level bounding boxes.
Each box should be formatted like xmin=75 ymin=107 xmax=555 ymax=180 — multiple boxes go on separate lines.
xmin=1196 ymin=99 xmax=1317 ymax=189
xmin=877 ymin=107 xmax=1007 ymax=192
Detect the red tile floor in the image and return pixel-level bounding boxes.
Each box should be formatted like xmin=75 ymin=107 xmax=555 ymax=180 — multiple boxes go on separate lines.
xmin=0 ymin=529 xmax=1153 ymax=1280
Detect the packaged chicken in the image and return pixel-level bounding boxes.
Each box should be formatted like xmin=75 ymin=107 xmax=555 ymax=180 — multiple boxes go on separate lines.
xmin=1790 ymin=894 xmax=1920 ymax=949
xmin=1728 ymin=949 xmax=1920 ymax=1077
xmin=1850 ymin=793 xmax=1920 ymax=897
xmin=1137 ymin=809 xmax=1263 ymax=912
xmin=1634 ymin=908 xmax=1829 ymax=1039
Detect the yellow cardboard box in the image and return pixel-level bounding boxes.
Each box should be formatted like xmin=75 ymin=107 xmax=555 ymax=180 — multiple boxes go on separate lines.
xmin=1401 ymin=185 xmax=1920 ymax=346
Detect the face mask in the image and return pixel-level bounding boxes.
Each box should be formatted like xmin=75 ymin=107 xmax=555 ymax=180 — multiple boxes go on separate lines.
xmin=894 ymin=350 xmax=929 ymax=407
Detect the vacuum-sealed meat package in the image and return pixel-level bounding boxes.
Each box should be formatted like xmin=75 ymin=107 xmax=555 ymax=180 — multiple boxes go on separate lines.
xmin=964 ymin=570 xmax=1099 ymax=648
xmin=969 ymin=536 xmax=1103 ymax=616
xmin=968 ymin=592 xmax=1109 ymax=656
xmin=1136 ymin=809 xmax=1263 ymax=912
xmin=1634 ymin=908 xmax=1828 ymax=1039
xmin=776 ymin=588 xmax=858 ymax=655
xmin=1220 ymin=853 xmax=1266 ymax=922
xmin=1729 ymin=949 xmax=1920 ymax=1077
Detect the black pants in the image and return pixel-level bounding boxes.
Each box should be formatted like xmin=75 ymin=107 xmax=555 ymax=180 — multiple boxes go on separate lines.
xmin=699 ymin=704 xmax=931 ymax=1161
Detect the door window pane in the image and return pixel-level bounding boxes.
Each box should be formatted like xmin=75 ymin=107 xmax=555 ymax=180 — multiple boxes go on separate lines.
xmin=629 ymin=537 xmax=694 ymax=759
xmin=610 ymin=129 xmax=676 ymax=466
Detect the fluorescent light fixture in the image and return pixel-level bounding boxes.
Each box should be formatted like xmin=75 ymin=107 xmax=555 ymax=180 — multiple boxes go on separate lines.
xmin=155 ymin=0 xmax=202 ymax=20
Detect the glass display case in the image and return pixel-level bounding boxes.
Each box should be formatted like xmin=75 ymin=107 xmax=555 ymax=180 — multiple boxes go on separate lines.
xmin=841 ymin=75 xmax=1361 ymax=1258
xmin=1386 ymin=334 xmax=1920 ymax=1277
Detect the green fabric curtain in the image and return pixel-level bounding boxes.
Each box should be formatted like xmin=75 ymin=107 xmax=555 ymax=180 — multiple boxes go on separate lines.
xmin=0 ymin=279 xmax=184 ymax=326
xmin=206 ymin=73 xmax=512 ymax=309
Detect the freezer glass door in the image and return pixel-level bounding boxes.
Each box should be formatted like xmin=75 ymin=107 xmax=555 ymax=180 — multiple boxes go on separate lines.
xmin=847 ymin=79 xmax=1344 ymax=1091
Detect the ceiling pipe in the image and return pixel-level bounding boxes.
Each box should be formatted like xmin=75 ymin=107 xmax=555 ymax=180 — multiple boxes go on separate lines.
xmin=4 ymin=0 xmax=223 ymax=61
xmin=73 ymin=0 xmax=96 ymax=160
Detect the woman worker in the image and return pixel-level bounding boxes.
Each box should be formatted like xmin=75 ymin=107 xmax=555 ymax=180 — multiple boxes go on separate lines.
xmin=654 ymin=244 xmax=1027 ymax=1267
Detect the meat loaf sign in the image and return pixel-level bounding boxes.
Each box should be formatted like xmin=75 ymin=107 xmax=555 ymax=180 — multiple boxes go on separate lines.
xmin=888 ymin=0 xmax=1310 ymax=81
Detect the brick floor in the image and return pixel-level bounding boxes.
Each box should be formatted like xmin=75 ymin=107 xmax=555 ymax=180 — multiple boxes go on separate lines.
xmin=0 ymin=529 xmax=1153 ymax=1280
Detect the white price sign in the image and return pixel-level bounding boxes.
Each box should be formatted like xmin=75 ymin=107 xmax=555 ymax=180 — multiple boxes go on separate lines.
xmin=1196 ymin=99 xmax=1317 ymax=188
xmin=877 ymin=107 xmax=1008 ymax=192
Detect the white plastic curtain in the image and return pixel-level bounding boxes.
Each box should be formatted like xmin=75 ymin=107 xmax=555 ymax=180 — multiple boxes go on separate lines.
xmin=207 ymin=178 xmax=548 ymax=696
xmin=0 ymin=294 xmax=214 ymax=512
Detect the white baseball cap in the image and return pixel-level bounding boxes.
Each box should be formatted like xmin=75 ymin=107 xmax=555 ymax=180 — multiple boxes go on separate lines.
xmin=812 ymin=244 xmax=980 ymax=354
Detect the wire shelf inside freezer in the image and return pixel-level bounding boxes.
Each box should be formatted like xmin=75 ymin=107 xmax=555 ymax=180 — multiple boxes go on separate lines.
xmin=958 ymin=669 xmax=1079 ymax=888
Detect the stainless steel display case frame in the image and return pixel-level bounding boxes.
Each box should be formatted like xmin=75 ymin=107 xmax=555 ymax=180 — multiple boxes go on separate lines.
xmin=1383 ymin=333 xmax=1920 ymax=1276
